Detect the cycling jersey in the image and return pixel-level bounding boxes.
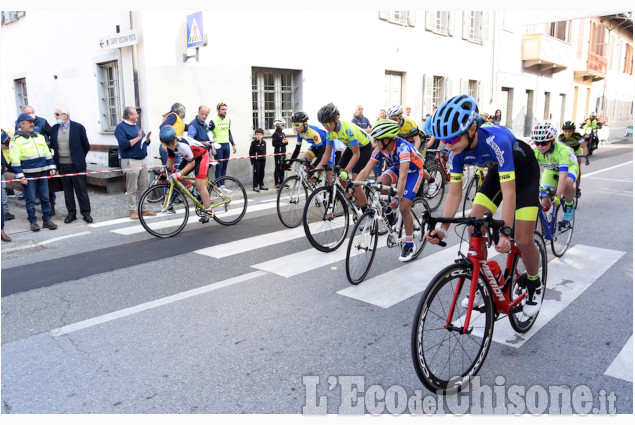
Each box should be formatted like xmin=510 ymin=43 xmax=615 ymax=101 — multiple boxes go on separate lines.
xmin=450 ymin=125 xmax=540 ymax=221
xmin=533 ymin=141 xmax=579 ymax=187
xmin=558 ymin=131 xmax=583 ymax=153
xmin=167 ymin=136 xmax=210 ymax=179
xmin=371 ymin=137 xmax=424 ymax=201
xmin=326 ymin=121 xmax=370 ymax=148
xmin=398 ymin=117 xmax=420 ymax=141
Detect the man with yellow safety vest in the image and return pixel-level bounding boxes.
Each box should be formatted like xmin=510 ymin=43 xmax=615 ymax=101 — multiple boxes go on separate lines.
xmin=9 ymin=113 xmax=58 ymax=231
xmin=209 ymin=102 xmax=236 ymax=180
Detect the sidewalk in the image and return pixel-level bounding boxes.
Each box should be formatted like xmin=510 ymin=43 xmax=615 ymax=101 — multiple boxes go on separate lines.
xmin=1 ymin=183 xmax=272 ymax=249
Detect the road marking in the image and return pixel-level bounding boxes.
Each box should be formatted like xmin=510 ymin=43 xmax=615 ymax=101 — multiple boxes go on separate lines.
xmin=49 ymin=271 xmax=267 ymax=337
xmin=604 ymin=335 xmax=633 ymax=383
xmin=584 ymin=160 xmax=633 ymax=178
xmin=585 ymin=176 xmax=632 ymax=183
xmin=1 ymin=231 xmax=91 ymax=254
xmin=40 ymin=231 xmax=91 ymax=245
xmin=337 ymin=245 xmax=498 ymax=308
xmin=474 ymin=244 xmax=625 ymax=348
xmin=111 ymin=201 xmax=274 ymax=236
xmin=195 ymin=226 xmax=308 ymax=258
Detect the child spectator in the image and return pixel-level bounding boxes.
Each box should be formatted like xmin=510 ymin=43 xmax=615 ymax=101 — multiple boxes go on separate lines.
xmin=249 ymin=128 xmax=268 ymax=192
xmin=271 ymin=118 xmax=288 ymax=188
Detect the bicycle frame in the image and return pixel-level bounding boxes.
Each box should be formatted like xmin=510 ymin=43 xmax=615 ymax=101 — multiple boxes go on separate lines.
xmin=352 ymin=180 xmax=405 ymax=247
xmin=163 ymin=176 xmax=229 ymax=212
xmin=317 ymin=165 xmax=364 ymax=219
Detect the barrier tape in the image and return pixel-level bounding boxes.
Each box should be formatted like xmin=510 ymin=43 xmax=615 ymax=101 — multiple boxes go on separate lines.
xmin=3 ymin=151 xmax=298 ymax=183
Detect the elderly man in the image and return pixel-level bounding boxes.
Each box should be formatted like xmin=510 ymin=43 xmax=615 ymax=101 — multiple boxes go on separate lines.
xmin=50 ymin=107 xmax=92 ymax=223
xmin=187 ymin=105 xmax=216 ymax=154
xmin=351 ymin=105 xmax=372 ymax=134
xmin=115 ymin=106 xmax=155 ymax=220
xmin=10 ymin=113 xmax=57 ymax=231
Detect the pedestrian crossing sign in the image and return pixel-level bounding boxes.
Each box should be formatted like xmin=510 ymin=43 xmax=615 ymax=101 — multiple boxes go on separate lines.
xmin=187 ymin=11 xmax=204 ymax=48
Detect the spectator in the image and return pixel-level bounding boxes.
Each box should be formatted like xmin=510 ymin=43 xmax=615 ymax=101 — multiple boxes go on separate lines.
xmin=9 ymin=114 xmax=57 ymax=231
xmin=187 ymin=105 xmax=216 ymax=156
xmin=481 ymin=112 xmax=489 ymax=122
xmin=115 ymin=106 xmax=155 ymax=220
xmin=49 ymin=107 xmax=92 ymax=224
xmin=209 ymin=102 xmax=236 ymax=181
xmin=271 ymin=118 xmax=287 ymax=188
xmin=351 ymin=105 xmax=372 ymax=134
xmin=161 ymin=103 xmax=188 ymax=136
xmin=488 ymin=115 xmax=495 ymax=123
xmin=404 ymin=105 xmax=412 ymax=118
xmin=249 ymin=128 xmax=268 ymax=192
xmin=377 ymin=109 xmax=387 ymax=121
xmin=493 ymin=109 xmax=502 ymax=126
xmin=14 ymin=106 xmax=52 ymax=202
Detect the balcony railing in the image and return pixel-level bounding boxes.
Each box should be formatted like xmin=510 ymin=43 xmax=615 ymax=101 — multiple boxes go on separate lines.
xmin=521 ymin=34 xmax=572 ymax=73
xmin=587 ymin=51 xmax=607 ymax=75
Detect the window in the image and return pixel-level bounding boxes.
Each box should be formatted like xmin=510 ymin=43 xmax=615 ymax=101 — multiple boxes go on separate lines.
xmin=548 ymin=21 xmax=570 ymax=42
xmin=97 ymin=61 xmax=121 ymax=133
xmin=544 ymin=92 xmax=551 ymax=120
xmin=252 ymin=67 xmax=300 ymax=131
xmin=378 ymin=11 xmax=416 ymax=27
xmin=1 ymin=11 xmax=25 ymax=25
xmin=384 ymin=72 xmax=403 ymax=108
xmin=625 ymin=43 xmax=633 ymax=75
xmin=425 ymin=11 xmax=455 ymax=36
xmin=433 ymin=76 xmax=447 ymax=108
xmin=14 ymin=78 xmax=28 ymax=115
xmin=590 ymin=22 xmax=607 ymax=57
xmin=467 ymin=80 xmax=479 ymax=103
xmin=463 ymin=11 xmax=483 ymax=43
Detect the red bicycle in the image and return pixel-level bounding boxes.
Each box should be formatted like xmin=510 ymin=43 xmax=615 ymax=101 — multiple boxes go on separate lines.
xmin=411 ymin=212 xmax=547 ymax=394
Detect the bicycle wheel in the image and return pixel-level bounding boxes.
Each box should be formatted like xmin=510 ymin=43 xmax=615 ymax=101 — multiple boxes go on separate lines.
xmin=398 ymin=198 xmax=429 ymax=261
xmin=138 ymin=183 xmax=189 ymax=238
xmin=345 ymin=210 xmax=378 ymax=285
xmin=508 ymin=231 xmax=548 ymax=333
xmin=303 ymin=186 xmax=349 ymax=252
xmin=277 ymin=175 xmax=308 ymax=228
xmin=411 ymin=264 xmax=495 ymax=394
xmin=422 ymin=165 xmax=445 ymax=211
xmin=146 ymin=174 xmax=164 ymax=203
xmin=462 ymin=175 xmax=479 ymax=218
xmin=550 ymin=204 xmax=574 ymax=257
xmin=209 ymin=176 xmax=248 ymax=226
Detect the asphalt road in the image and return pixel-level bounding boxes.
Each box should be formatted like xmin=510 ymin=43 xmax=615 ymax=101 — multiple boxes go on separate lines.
xmin=1 ymin=141 xmax=632 ymax=414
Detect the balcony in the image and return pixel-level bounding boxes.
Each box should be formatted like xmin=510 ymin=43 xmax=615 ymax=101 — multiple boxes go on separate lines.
xmin=573 ymin=51 xmax=607 ymax=83
xmin=521 ymin=33 xmax=571 ymax=73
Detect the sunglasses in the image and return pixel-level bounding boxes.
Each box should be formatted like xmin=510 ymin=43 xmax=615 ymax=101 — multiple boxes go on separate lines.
xmin=442 ymin=135 xmax=463 ymax=145
xmin=534 ymin=140 xmax=552 ymax=146
xmin=292 ymin=122 xmax=305 ymax=129
xmin=321 ymin=121 xmax=332 ymax=127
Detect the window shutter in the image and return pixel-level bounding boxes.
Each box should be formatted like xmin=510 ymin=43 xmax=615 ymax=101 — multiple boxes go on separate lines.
xmin=482 ymin=12 xmax=489 ymax=43
xmin=460 ymin=79 xmax=467 ymax=94
xmin=379 ymin=11 xmax=389 ymax=21
xmin=445 ymin=77 xmax=453 ymax=101
xmin=448 ymin=12 xmax=455 ymax=37
xmin=462 ymin=11 xmax=469 ymax=40
xmin=425 ymin=11 xmax=434 ymax=31
xmin=477 ymin=80 xmax=482 ymax=105
xmin=422 ymin=74 xmax=434 ymax=116
xmin=407 ymin=10 xmax=416 ymax=27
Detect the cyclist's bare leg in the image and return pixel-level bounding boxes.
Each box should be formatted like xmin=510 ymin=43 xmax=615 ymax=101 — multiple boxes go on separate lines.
xmin=514 ymin=219 xmax=539 ymax=277
xmin=469 ymin=203 xmax=492 ymax=259
xmin=349 ymin=173 xmax=368 ymax=206
xmin=564 ymin=177 xmax=576 ymax=203
xmin=196 ymin=178 xmax=210 ymax=207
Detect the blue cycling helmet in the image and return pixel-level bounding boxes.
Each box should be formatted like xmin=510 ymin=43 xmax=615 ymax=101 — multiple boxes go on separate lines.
xmin=432 ymin=94 xmax=480 ymax=140
xmin=159 ymin=125 xmax=177 ymax=143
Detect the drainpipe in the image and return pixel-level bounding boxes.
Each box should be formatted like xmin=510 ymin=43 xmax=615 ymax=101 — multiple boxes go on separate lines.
xmin=129 ymin=11 xmax=141 ymax=114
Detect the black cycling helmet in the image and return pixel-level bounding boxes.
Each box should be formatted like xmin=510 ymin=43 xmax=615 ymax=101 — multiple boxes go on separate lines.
xmin=317 ymin=103 xmax=340 ymax=124
xmin=292 ymin=111 xmax=309 ymax=123
xmin=562 ymin=120 xmax=576 ymax=130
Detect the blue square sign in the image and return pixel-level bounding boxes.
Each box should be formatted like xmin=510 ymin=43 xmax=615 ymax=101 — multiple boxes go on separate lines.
xmin=187 ymin=11 xmax=204 ymax=48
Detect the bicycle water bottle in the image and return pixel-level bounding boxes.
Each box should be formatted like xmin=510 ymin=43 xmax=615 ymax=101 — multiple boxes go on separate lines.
xmin=486 ymin=261 xmax=501 ymax=282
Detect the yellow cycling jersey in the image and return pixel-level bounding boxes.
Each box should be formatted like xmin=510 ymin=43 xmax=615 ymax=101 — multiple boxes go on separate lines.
xmin=326 ymin=121 xmax=370 ymax=148
xmin=398 ymin=118 xmax=420 ymax=140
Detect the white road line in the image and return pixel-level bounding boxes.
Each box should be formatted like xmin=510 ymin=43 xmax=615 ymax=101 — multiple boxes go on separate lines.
xmin=585 ymin=176 xmax=632 ymax=183
xmin=604 ymin=335 xmax=633 ymax=383
xmin=49 ymin=271 xmax=267 ymax=337
xmin=112 ymin=201 xmax=275 ymax=236
xmin=584 ymin=160 xmax=633 ymax=178
xmin=337 ymin=245 xmax=498 ymax=308
xmin=40 ymin=231 xmax=91 ymax=245
xmin=477 ymin=244 xmax=625 ymax=348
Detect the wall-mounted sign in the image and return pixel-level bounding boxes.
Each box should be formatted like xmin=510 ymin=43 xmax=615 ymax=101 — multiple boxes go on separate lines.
xmin=187 ymin=11 xmax=204 ymax=48
xmin=99 ymin=29 xmax=138 ymax=50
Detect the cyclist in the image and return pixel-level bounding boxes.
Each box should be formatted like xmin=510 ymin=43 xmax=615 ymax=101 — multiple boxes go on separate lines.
xmin=559 ymin=120 xmax=589 ymax=191
xmin=316 ymin=102 xmax=372 ymax=208
xmin=356 ymin=119 xmax=425 ymax=261
xmin=289 ymin=111 xmax=328 ymax=168
xmin=532 ymin=121 xmax=578 ymax=222
xmin=425 ymin=94 xmax=543 ymax=317
xmin=387 ymin=105 xmax=437 ymax=196
xmin=159 ymin=126 xmax=214 ymax=222
xmin=583 ymin=111 xmax=599 ymax=131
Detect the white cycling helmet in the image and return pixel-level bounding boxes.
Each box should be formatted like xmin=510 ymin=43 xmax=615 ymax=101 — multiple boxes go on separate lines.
xmin=273 ymin=118 xmax=285 ymax=127
xmin=387 ymin=105 xmax=403 ymax=118
xmin=531 ymin=120 xmax=558 ymax=143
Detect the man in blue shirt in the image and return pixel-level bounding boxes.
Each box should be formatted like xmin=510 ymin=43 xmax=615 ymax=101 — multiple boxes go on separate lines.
xmin=351 ymin=105 xmax=371 ymax=134
xmin=115 ymin=106 xmax=155 ymax=220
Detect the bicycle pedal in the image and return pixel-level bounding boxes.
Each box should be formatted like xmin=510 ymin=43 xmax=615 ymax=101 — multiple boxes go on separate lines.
xmin=199 ymin=216 xmax=211 ymax=223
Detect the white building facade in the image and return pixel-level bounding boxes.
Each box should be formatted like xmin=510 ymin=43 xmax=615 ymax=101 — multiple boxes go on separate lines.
xmin=1 ymin=10 xmax=632 ymax=181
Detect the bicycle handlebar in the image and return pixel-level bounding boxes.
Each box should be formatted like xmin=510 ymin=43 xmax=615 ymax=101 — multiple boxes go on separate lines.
xmin=347 ymin=179 xmax=397 ymax=196
xmin=423 ymin=211 xmax=506 ymax=248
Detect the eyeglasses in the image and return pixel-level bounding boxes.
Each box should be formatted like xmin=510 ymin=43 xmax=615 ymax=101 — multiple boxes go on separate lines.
xmin=533 ymin=140 xmax=552 ymax=146
xmin=292 ymin=122 xmax=305 ymax=129
xmin=442 ymin=135 xmax=463 ymax=145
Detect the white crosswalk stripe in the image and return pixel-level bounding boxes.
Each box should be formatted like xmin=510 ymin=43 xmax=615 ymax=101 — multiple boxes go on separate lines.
xmin=604 ymin=335 xmax=633 ymax=383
